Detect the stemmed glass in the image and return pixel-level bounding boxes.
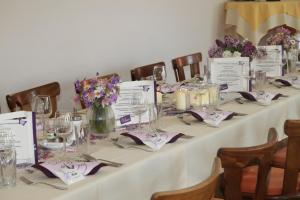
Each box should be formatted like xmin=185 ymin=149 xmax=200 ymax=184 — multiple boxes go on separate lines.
xmin=153 ymin=65 xmax=167 ymax=124
xmin=32 ymin=95 xmax=52 ymax=140
xmin=153 ymin=65 xmax=167 ymax=86
xmin=54 ymin=113 xmax=72 ymax=159
xmin=131 ymin=91 xmax=147 ymax=130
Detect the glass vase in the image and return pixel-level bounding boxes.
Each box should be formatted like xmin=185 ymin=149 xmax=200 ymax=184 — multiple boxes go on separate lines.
xmin=88 ymin=103 xmax=115 ymax=138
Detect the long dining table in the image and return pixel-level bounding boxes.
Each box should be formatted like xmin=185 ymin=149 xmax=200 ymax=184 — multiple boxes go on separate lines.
xmin=1 ymin=84 xmax=300 ymax=200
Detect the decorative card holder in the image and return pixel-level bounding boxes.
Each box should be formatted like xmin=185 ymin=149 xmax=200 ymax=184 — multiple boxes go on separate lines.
xmin=251 ymin=45 xmax=282 ymax=77
xmin=209 ymin=57 xmax=250 ymax=92
xmin=112 ymin=80 xmax=156 ymax=127
xmin=0 ymin=111 xmax=37 ymax=165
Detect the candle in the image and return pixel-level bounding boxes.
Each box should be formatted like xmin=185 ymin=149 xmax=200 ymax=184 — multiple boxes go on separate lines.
xmin=176 ymin=89 xmax=190 ymax=110
xmin=156 ymin=92 xmax=163 ymax=104
xmin=208 ymin=84 xmax=219 ymax=108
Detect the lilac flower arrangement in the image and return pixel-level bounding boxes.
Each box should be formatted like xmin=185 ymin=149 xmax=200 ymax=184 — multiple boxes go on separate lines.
xmin=266 ymin=27 xmax=296 ymax=51
xmin=75 ymin=74 xmax=120 ymax=108
xmin=208 ymin=35 xmax=267 ymax=61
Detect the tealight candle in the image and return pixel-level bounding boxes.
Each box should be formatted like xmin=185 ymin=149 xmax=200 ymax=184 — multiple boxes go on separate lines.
xmin=176 ymin=88 xmax=190 ymax=110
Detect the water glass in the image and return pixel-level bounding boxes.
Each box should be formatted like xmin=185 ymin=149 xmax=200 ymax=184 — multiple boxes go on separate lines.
xmin=153 ymin=65 xmax=167 ymax=86
xmin=287 ymin=49 xmax=298 ymax=76
xmin=208 ymin=84 xmax=220 ymax=111
xmin=0 ymin=147 xmax=16 ymax=188
xmin=255 ymin=70 xmax=267 ymax=93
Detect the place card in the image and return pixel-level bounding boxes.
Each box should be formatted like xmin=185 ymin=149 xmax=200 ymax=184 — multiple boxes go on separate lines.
xmin=275 ymin=77 xmax=300 ymax=89
xmin=112 ymin=80 xmax=155 ymax=127
xmin=186 ymin=110 xmax=234 ymax=127
xmin=0 ymin=111 xmax=37 ymax=165
xmin=34 ymin=161 xmax=106 ymax=185
xmin=238 ymin=91 xmax=285 ymax=105
xmin=251 ymin=46 xmax=282 ymax=77
xmin=209 ymin=57 xmax=250 ymax=92
xmin=120 ymin=131 xmax=184 ymax=150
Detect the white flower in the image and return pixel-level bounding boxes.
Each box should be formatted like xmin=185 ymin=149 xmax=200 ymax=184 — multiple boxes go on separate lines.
xmin=232 ymin=51 xmax=241 ymax=57
xmin=222 ymin=50 xmax=233 ymax=58
xmin=290 ymin=39 xmax=296 ymax=45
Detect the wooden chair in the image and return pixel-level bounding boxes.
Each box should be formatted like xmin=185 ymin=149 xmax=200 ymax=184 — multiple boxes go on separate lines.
xmin=217 ymin=128 xmax=278 ymax=200
xmin=151 ymin=157 xmax=222 ymax=200
xmin=271 ymin=120 xmax=300 ymax=197
xmin=131 ymin=62 xmax=165 ymax=81
xmin=171 ymin=52 xmax=202 ymax=82
xmin=75 ymin=73 xmax=118 ymax=109
xmin=6 ymin=82 xmax=60 ymax=117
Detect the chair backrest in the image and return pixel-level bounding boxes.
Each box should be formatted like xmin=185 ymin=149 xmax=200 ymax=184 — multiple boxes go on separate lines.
xmin=217 ymin=128 xmax=278 ymax=200
xmin=171 ymin=52 xmax=202 ymax=82
xmin=282 ymin=120 xmax=300 ymax=194
xmin=6 ymin=82 xmax=60 ymax=117
xmin=75 ymin=73 xmax=118 ymax=109
xmin=131 ymin=62 xmax=165 ymax=81
xmin=151 ymin=157 xmax=221 ymax=200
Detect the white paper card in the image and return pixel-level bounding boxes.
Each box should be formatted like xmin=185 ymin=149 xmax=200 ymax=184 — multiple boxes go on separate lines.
xmin=251 ymin=46 xmax=282 ymax=77
xmin=209 ymin=57 xmax=250 ymax=92
xmin=0 ymin=111 xmax=37 ymax=165
xmin=112 ymin=81 xmax=155 ymax=127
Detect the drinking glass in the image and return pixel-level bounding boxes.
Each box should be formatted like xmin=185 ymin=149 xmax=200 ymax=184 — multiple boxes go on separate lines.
xmin=54 ymin=113 xmax=72 ymax=159
xmin=33 ymin=95 xmax=52 ymax=140
xmin=287 ymin=49 xmax=298 ymax=77
xmin=131 ymin=92 xmax=147 ymax=130
xmin=153 ymin=65 xmax=167 ymax=86
xmin=255 ymin=70 xmax=267 ymax=94
xmin=0 ymin=131 xmax=16 ymax=188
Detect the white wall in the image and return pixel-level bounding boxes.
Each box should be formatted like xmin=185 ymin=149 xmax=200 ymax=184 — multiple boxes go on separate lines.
xmin=0 ymin=0 xmax=226 ymax=112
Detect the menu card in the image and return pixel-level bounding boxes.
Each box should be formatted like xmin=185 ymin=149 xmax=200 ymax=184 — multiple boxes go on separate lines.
xmin=251 ymin=46 xmax=282 ymax=77
xmin=0 ymin=111 xmax=37 ymax=165
xmin=112 ymin=80 xmax=155 ymax=127
xmin=209 ymin=57 xmax=250 ymax=92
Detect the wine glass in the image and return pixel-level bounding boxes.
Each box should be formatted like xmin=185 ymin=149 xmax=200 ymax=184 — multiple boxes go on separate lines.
xmin=33 ymin=95 xmax=52 ymax=140
xmin=153 ymin=65 xmax=167 ymax=86
xmin=54 ymin=113 xmax=72 ymax=159
xmin=131 ymin=91 xmax=148 ymax=130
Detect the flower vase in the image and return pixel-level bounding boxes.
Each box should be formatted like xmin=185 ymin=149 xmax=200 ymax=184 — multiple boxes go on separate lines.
xmin=88 ymin=104 xmax=115 ymax=138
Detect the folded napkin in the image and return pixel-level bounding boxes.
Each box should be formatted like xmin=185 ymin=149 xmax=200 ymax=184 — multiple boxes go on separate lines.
xmin=33 ymin=161 xmax=107 ymax=185
xmin=275 ymin=77 xmax=300 ymax=89
xmin=185 ymin=110 xmax=234 ymax=127
xmin=120 ymin=131 xmax=184 ymax=151
xmin=159 ymin=83 xmax=183 ymax=94
xmin=238 ymin=91 xmax=284 ymax=105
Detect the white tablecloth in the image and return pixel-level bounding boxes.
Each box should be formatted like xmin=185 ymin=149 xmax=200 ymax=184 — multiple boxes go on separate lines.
xmin=1 ymin=86 xmax=300 ymax=200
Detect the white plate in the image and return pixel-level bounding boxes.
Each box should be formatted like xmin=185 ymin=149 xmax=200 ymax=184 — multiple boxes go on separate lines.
xmin=40 ymin=140 xmax=73 ymax=150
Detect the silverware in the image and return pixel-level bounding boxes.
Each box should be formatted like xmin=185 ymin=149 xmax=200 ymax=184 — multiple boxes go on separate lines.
xmin=156 ymin=128 xmax=194 ymax=139
xmin=113 ymin=139 xmax=154 ymax=152
xmin=20 ymin=176 xmax=68 ymax=190
xmin=177 ymin=114 xmax=191 ymax=125
xmin=269 ymin=81 xmax=282 ymax=88
xmin=235 ymin=98 xmax=244 ymax=104
xmin=81 ymin=154 xmax=123 ymax=167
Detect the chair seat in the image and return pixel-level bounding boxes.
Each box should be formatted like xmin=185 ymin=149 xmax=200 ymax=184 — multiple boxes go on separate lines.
xmin=273 ymin=147 xmax=287 ymax=167
xmin=241 ymin=166 xmax=300 ymax=196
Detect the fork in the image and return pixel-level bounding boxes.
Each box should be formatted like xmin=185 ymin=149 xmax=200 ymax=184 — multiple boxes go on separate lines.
xmin=81 ymin=154 xmax=123 ymax=167
xmin=177 ymin=114 xmax=191 ymax=125
xmin=20 ymin=176 xmax=68 ymax=190
xmin=113 ymin=139 xmax=154 ymax=152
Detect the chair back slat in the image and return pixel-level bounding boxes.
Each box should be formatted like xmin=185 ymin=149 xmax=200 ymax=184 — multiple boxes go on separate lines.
xmin=172 ymin=53 xmax=202 ymax=82
xmin=131 ymin=62 xmax=165 ymax=81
